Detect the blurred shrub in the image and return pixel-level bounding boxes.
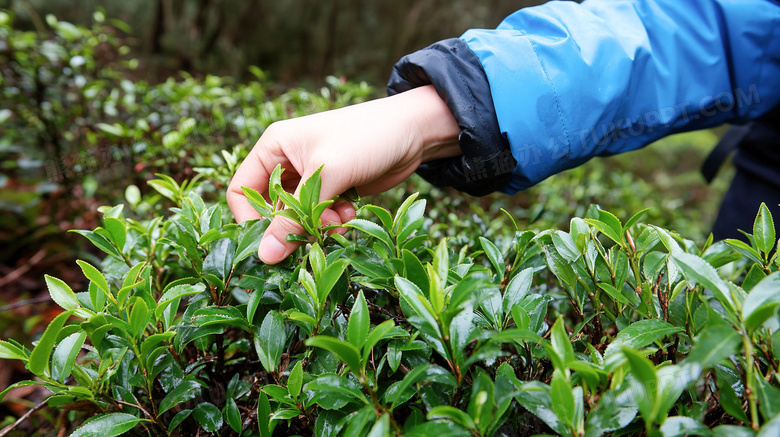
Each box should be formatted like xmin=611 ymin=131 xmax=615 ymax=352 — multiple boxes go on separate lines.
xmin=0 ymin=9 xmax=370 ymax=282
xmin=6 ymin=0 xmax=547 ymax=83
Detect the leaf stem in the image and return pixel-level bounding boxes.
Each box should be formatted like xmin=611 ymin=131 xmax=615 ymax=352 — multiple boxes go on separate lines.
xmin=742 ymin=334 xmax=759 ymax=430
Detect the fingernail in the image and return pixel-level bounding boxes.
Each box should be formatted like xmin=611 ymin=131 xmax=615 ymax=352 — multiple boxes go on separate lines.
xmin=259 ymin=234 xmax=286 ymax=263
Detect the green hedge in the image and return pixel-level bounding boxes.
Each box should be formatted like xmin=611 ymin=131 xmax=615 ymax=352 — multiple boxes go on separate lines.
xmin=2 ymin=10 xmax=778 ymax=437
xmin=1 ymin=163 xmax=779 ymax=435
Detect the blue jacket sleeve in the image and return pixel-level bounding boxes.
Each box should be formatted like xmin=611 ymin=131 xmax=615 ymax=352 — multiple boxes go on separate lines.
xmin=462 ymin=0 xmax=780 ymax=193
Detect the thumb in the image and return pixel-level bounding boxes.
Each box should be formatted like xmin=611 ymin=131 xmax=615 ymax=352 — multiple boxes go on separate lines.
xmin=258 ymin=215 xmax=306 ymax=264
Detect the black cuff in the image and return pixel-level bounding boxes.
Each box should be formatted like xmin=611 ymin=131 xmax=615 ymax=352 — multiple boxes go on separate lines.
xmin=387 ymin=38 xmax=515 ymax=196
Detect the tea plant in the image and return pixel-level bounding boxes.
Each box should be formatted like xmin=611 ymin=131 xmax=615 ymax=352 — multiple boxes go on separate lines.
xmin=1 ymin=162 xmax=779 ymax=436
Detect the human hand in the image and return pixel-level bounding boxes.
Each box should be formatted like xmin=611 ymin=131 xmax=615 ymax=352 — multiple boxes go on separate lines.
xmin=227 ymin=85 xmax=461 ymax=264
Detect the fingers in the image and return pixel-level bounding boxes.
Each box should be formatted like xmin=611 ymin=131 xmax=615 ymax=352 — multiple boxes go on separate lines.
xmin=227 ymin=151 xmax=270 ymax=223
xmin=258 ymin=202 xmax=355 ymax=264
xmin=331 ymin=201 xmax=356 ymax=234
xmin=227 ymin=124 xmax=294 ymax=223
xmin=258 ymin=215 xmax=305 ymax=264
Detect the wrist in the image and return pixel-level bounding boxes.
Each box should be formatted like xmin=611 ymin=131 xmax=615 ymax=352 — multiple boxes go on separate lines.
xmin=402 ymin=85 xmax=461 ymax=162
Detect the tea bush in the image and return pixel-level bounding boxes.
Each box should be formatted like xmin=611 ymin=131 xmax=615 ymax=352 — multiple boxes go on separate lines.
xmin=2 ymin=9 xmax=778 ymax=437
xmin=1 ymin=162 xmax=779 ymax=436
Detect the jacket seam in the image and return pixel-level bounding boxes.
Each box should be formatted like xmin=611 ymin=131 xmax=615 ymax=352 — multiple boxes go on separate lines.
xmin=528 ymin=39 xmax=572 ymax=155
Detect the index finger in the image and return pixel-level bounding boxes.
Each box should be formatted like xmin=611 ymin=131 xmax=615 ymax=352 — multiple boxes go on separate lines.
xmin=227 ymin=149 xmax=272 ymax=223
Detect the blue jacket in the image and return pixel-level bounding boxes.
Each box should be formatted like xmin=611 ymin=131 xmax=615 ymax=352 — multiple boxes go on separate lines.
xmin=388 ymin=0 xmax=780 ymax=195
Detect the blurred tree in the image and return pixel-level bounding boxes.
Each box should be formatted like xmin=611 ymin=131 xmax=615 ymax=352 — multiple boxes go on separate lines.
xmin=2 ymin=0 xmax=548 ymax=83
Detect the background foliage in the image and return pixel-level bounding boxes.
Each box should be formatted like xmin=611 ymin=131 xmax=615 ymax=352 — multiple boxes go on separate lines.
xmin=2 ymin=6 xmax=775 ymax=437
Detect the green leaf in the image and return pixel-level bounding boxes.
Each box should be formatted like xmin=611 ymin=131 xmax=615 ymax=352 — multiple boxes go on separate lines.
xmin=168 ymin=410 xmax=192 ymax=433
xmin=140 ymin=332 xmax=176 ymax=358
xmin=29 ymin=310 xmax=72 ymax=377
xmin=393 ymin=193 xmax=420 ymax=234
xmin=51 ymin=331 xmax=86 ymax=382
xmin=654 ymin=364 xmax=701 ymax=420
xmin=660 ymin=416 xmax=713 ymax=437
xmin=605 ymin=319 xmax=682 ymax=357
xmin=552 ymin=231 xmax=580 ymax=263
xmin=686 ymin=325 xmax=741 ymax=368
xmin=194 ymin=402 xmax=223 ymax=432
xmin=433 ymin=239 xmax=450 ymax=287
xmin=672 ymin=252 xmax=735 ymax=313
xmin=348 ymin=290 xmax=370 ymax=350
xmin=712 ymin=425 xmax=756 ymax=437
xmin=394 ymin=276 xmax=441 ymax=338
xmin=514 ymin=381 xmax=566 ymax=435
xmin=288 ymin=360 xmax=303 ymax=401
xmin=0 ymin=340 xmax=27 ymax=361
xmin=305 ymin=336 xmax=361 ymax=375
xmin=363 ymin=205 xmax=393 ymax=230
xmin=725 ymin=239 xmax=765 ymax=265
xmin=317 ymin=259 xmax=349 ymax=306
xmin=757 ymin=414 xmax=780 ymax=437
xmin=550 ymin=317 xmax=575 ymax=366
xmin=503 ymin=268 xmax=533 ymax=315
xmin=45 ymin=275 xmax=81 ymax=311
xmin=156 ymin=283 xmax=206 ymax=322
xmin=367 ymin=413 xmax=392 ymax=437
xmin=270 ymin=409 xmax=301 ymax=421
xmin=427 ymin=406 xmax=476 ymax=430
xmin=742 ymin=272 xmax=780 ymax=332
xmin=362 ymin=320 xmax=401 ymax=368
xmin=346 ymin=219 xmax=394 ymax=251
xmin=300 ymin=165 xmax=324 ymax=215
xmin=103 ymin=217 xmax=127 ymax=251
xmin=95 ymin=122 xmax=125 ymax=137
xmin=717 ymin=372 xmax=748 ymax=423
xmin=257 ymin=391 xmax=274 ymax=437
xmin=70 ymin=413 xmax=145 ymax=437
xmin=755 ymin=375 xmax=780 ymax=421
xmin=158 ymin=379 xmax=203 ymax=415
xmin=753 ymin=202 xmax=775 ymax=258
xmin=584 ymin=389 xmax=637 ymax=437
xmin=403 ymin=249 xmax=430 ymax=298
xmin=623 ymin=348 xmax=658 ymax=425
xmin=597 ymin=283 xmax=629 ymax=305
xmin=584 ymin=217 xmax=623 ymax=247
xmin=623 ymin=208 xmax=650 ymax=231
xmin=70 ymin=230 xmax=122 ymax=258
xmin=129 ymin=298 xmax=149 ymax=339
xmin=242 ymin=186 xmax=274 ymax=217
xmin=397 ymin=199 xmax=426 ymax=242
xmin=77 ymin=259 xmax=111 ymax=300
xmin=254 ymin=311 xmax=286 ymax=373
xmin=305 ymin=374 xmax=371 ymax=405
xmin=234 ymin=219 xmax=270 ymax=266
xmin=550 ymin=369 xmax=575 ymax=427
xmin=479 ymin=236 xmax=505 ymax=282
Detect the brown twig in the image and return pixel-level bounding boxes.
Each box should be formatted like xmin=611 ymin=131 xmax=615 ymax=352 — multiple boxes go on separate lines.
xmin=0 ymin=249 xmax=47 ymax=288
xmin=0 ymin=399 xmax=49 ymax=437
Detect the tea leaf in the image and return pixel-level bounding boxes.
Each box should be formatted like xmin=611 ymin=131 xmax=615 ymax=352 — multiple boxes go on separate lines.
xmin=45 ymin=275 xmax=81 ymax=311
xmin=305 ymin=336 xmax=361 ymax=376
xmin=29 ymin=310 xmax=73 ymax=377
xmin=254 ymin=311 xmax=286 ymax=373
xmin=288 ymin=360 xmax=303 ymax=401
xmin=550 ymin=369 xmax=575 ymax=427
xmin=753 ymin=202 xmax=775 ymax=258
xmin=742 ymin=272 xmax=780 ymax=332
xmin=51 ymin=331 xmax=86 ymax=382
xmin=605 ymin=319 xmax=682 ymax=357
xmin=194 ymin=402 xmax=223 ymax=432
xmin=70 ymin=413 xmax=145 ymax=437
xmin=348 ymin=290 xmax=370 ymax=350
